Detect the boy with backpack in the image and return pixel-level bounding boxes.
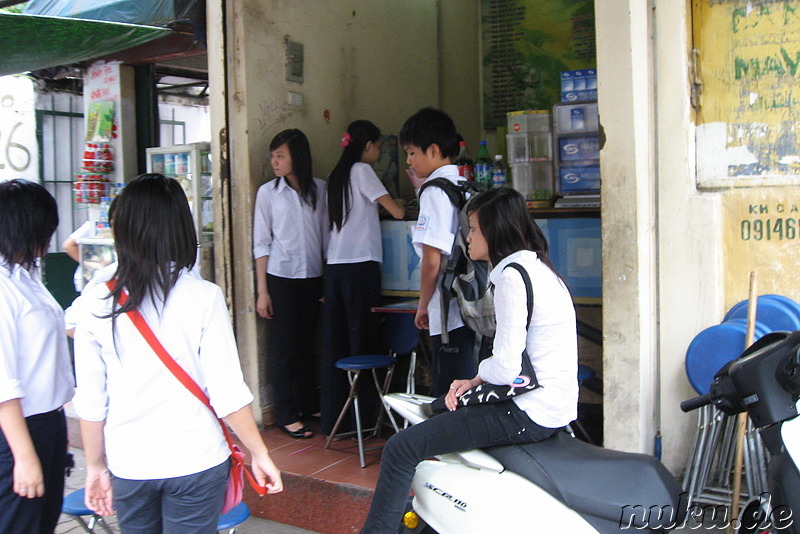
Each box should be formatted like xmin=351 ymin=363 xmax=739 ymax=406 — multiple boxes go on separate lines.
xmin=400 ymin=107 xmax=479 ymax=397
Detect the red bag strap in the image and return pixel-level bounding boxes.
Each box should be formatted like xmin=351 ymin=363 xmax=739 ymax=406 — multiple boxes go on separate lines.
xmin=106 ymin=280 xmax=267 ymax=496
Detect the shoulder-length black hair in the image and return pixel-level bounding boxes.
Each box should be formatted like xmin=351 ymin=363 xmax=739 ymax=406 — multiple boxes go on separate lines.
xmin=467 ymin=188 xmax=561 ymax=279
xmin=0 ymin=179 xmax=58 ymax=271
xmin=327 ymin=120 xmax=382 ymax=231
xmin=270 ymin=128 xmax=317 ymax=209
xmin=107 ymin=173 xmax=197 ymax=319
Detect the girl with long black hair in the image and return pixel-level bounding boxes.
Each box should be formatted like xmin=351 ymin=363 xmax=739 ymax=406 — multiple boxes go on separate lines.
xmin=253 ymin=129 xmax=329 ymax=439
xmin=0 ymin=179 xmax=73 ymax=534
xmin=320 ymin=120 xmax=404 ymax=436
xmin=74 ymin=174 xmax=282 ymax=532
xmin=361 ymin=187 xmax=577 ymax=533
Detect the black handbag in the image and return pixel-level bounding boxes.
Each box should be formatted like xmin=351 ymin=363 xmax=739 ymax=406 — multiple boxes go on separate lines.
xmin=428 ymin=262 xmax=540 ymax=415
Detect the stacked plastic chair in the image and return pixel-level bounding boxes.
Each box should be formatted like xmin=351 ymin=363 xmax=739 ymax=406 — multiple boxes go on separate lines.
xmin=682 ymin=295 xmax=800 ymax=508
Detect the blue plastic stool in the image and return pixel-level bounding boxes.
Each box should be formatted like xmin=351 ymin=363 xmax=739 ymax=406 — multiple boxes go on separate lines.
xmin=62 ymin=488 xmax=251 ymax=533
xmin=325 ymin=353 xmax=399 ymax=467
xmin=217 ymin=502 xmax=251 ymax=533
xmin=61 ymin=488 xmax=114 ymax=533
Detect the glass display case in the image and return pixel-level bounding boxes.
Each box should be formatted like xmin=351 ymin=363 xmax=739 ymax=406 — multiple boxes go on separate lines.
xmin=77 ymin=237 xmax=116 ymax=290
xmin=145 ymin=142 xmax=213 ymax=240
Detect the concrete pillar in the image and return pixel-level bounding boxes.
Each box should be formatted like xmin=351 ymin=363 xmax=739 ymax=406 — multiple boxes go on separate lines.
xmin=595 ymin=0 xmax=658 ymax=455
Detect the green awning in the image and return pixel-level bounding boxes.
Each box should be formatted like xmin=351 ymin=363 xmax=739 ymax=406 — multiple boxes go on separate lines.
xmin=0 ymin=13 xmax=172 ymax=77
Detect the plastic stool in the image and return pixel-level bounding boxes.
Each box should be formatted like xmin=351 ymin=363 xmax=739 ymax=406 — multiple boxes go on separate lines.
xmin=61 ymin=489 xmax=114 ymax=533
xmin=325 ymin=353 xmax=400 ymax=467
xmin=62 ymin=488 xmax=251 ymax=533
xmin=217 ymin=502 xmax=251 ymax=533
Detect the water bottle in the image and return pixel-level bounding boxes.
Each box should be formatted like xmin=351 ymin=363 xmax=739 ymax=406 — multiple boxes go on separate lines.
xmin=492 ymin=154 xmax=507 ymax=188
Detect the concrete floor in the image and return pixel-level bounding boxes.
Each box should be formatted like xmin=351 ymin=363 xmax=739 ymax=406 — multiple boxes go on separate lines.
xmin=56 ymin=447 xmax=320 ymax=534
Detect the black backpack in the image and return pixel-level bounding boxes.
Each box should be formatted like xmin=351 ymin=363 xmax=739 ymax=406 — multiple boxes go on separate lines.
xmin=418 ymin=178 xmax=495 ymax=343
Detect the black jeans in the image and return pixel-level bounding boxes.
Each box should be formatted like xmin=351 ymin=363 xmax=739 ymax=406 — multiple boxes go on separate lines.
xmin=360 ymin=402 xmax=559 ymax=534
xmin=320 ymin=261 xmax=382 ymax=436
xmin=267 ymin=274 xmax=323 ymax=426
xmin=0 ymin=408 xmax=67 ymax=534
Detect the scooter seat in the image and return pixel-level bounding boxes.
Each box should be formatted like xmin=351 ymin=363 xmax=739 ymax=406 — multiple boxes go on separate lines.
xmin=485 ymin=432 xmax=686 ymax=529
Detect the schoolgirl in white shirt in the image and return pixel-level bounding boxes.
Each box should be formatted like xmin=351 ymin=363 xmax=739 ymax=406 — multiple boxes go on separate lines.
xmin=253 ymin=129 xmax=329 ymax=439
xmin=74 ymin=174 xmax=282 ymax=531
xmin=361 ymin=187 xmax=578 ymax=533
xmin=320 ymin=120 xmax=405 ymax=436
xmin=0 ymin=180 xmax=74 ymax=534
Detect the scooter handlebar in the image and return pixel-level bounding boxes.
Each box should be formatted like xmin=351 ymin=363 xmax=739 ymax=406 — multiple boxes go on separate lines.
xmin=680 ymin=393 xmax=712 ymax=412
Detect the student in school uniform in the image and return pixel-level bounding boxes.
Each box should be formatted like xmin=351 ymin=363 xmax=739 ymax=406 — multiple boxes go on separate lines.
xmin=0 ymin=179 xmax=74 ymax=534
xmin=253 ymin=129 xmax=329 ymax=439
xmin=401 ymin=108 xmax=478 ymax=397
xmin=320 ymin=120 xmax=405 ymax=436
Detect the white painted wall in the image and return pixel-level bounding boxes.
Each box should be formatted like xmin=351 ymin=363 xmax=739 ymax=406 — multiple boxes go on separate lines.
xmin=0 ymin=75 xmax=39 ymax=183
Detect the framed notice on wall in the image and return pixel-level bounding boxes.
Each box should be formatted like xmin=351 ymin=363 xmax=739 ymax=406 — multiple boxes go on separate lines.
xmin=480 ymin=0 xmax=596 ymax=129
xmin=694 ymin=0 xmax=800 ymax=188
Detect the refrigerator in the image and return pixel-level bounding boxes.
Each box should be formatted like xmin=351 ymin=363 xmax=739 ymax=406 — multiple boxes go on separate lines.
xmin=145 ymin=142 xmax=214 ymax=280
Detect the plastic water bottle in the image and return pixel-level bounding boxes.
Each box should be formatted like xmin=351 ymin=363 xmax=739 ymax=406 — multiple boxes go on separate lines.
xmin=492 ymin=154 xmax=507 ymax=188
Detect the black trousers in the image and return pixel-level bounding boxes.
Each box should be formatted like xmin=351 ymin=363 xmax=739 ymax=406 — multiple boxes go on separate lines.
xmin=320 ymin=261 xmax=382 ymax=436
xmin=0 ymin=408 xmax=67 ymax=534
xmin=267 ymin=274 xmax=323 ymax=427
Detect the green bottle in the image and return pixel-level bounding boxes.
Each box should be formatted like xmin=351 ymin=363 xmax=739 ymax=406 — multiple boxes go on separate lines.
xmin=474 ymin=140 xmax=493 ymax=190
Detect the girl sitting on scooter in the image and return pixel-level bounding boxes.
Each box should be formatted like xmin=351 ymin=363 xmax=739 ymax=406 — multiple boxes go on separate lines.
xmin=361 ymin=187 xmax=579 ymax=534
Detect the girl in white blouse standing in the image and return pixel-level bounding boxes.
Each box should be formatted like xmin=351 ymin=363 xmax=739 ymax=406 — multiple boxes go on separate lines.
xmin=74 ymin=174 xmax=282 ymax=532
xmin=0 ymin=180 xmax=74 ymax=534
xmin=320 ymin=120 xmax=405 ymax=436
xmin=361 ymin=187 xmax=577 ymax=533
xmin=253 ymin=129 xmax=329 ymax=439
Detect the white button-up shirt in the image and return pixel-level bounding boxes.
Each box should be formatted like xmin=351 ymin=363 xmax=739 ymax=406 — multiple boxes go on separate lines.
xmin=412 ymin=165 xmax=463 ymax=335
xmin=327 ymin=162 xmax=389 ymax=264
xmin=73 ymin=269 xmax=254 ymax=479
xmin=253 ymin=177 xmax=329 ymax=279
xmin=479 ymin=250 xmax=578 ymax=428
xmin=0 ymin=259 xmax=74 ymax=417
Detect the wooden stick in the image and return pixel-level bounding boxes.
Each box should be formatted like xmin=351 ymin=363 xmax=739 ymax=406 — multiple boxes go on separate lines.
xmin=728 ymin=271 xmax=758 ymax=534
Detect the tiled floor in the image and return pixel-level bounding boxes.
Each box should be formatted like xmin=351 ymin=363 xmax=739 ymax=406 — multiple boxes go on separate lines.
xmin=258 ymin=421 xmax=385 ymax=490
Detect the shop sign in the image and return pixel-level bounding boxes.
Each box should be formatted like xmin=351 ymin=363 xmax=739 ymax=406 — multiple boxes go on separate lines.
xmin=695 ymin=1 xmax=800 ymax=188
xmin=0 ymin=75 xmax=38 ymax=182
xmin=723 ymin=189 xmax=800 ymax=308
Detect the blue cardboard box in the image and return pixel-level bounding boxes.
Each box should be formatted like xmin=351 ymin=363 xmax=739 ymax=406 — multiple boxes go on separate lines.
xmin=561 ymin=89 xmax=598 ymax=103
xmin=558 ymin=136 xmax=600 ymax=162
xmin=558 ymin=165 xmax=601 ymax=194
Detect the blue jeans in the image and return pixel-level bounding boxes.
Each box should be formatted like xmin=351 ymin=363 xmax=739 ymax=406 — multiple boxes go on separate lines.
xmin=112 ymin=459 xmax=229 ymax=534
xmin=360 ymin=402 xmax=560 ymax=534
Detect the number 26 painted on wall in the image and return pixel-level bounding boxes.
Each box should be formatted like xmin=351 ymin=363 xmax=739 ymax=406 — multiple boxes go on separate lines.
xmin=0 ymin=122 xmax=32 ymax=172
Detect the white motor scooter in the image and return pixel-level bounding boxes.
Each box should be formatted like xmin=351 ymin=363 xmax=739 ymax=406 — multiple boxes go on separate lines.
xmin=383 ymin=397 xmax=685 ymax=533
xmin=385 ymin=330 xmax=800 ymax=534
